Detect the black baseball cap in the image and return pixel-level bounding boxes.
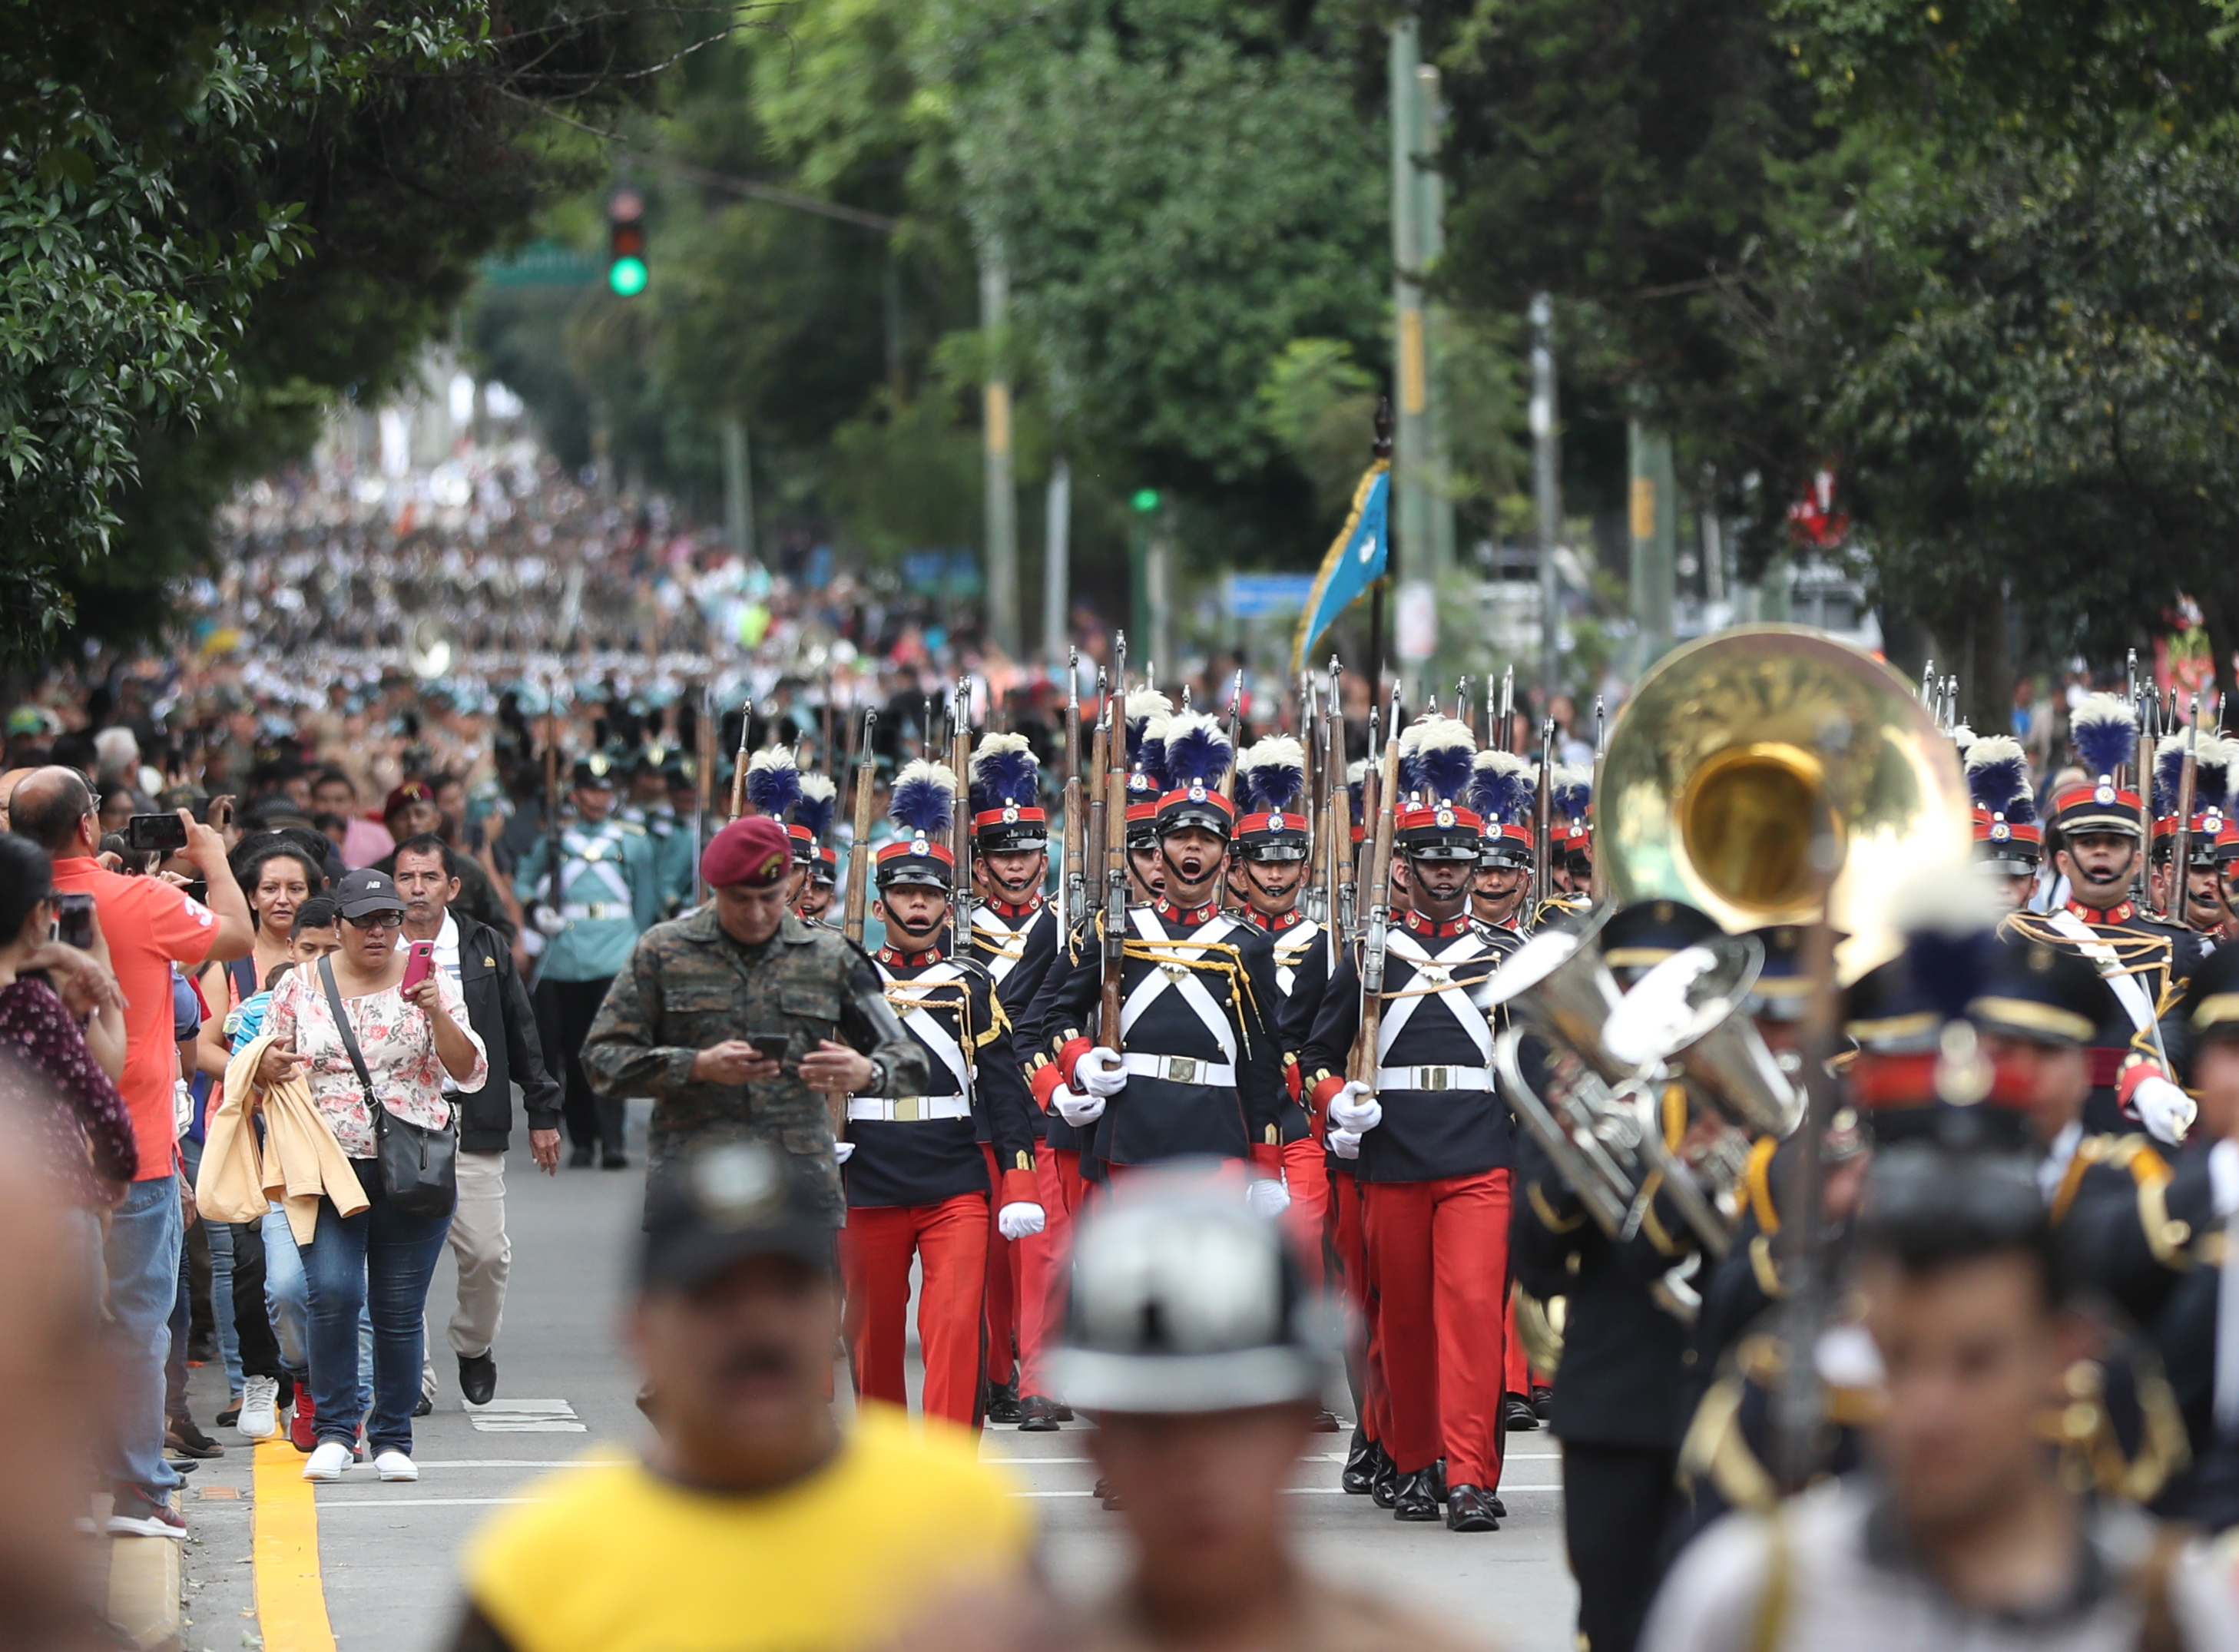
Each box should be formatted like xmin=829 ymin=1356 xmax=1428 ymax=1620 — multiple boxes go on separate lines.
xmin=333 ymin=868 xmax=406 ymax=921
xmin=639 ymin=1141 xmax=837 ymax=1293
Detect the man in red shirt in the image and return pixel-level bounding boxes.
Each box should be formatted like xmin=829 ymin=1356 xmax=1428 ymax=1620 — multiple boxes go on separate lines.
xmin=8 ymin=767 xmax=253 ymax=1537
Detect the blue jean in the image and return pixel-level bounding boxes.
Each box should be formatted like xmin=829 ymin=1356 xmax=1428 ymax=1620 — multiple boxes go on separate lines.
xmin=261 ymin=1205 xmax=310 ymax=1373
xmin=103 ymin=1174 xmax=183 ymax=1497
xmin=300 ymin=1162 xmax=450 ymax=1453
xmin=177 ymin=1134 xmax=242 ymax=1397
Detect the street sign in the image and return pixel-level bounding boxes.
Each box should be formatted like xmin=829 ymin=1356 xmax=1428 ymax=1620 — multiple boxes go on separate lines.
xmin=477 ymin=240 xmax=598 ymax=289
xmin=1227 ymin=573 xmax=1316 ymax=618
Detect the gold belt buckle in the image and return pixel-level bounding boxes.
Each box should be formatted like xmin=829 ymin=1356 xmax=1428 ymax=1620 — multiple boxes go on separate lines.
xmin=893 ymin=1097 xmax=922 ymax=1122
xmin=1167 ymin=1057 xmax=1198 ymax=1083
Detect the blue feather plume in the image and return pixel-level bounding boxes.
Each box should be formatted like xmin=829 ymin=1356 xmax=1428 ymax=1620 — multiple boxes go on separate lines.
xmin=1469 ymin=750 xmax=1535 ymax=825
xmin=1963 ymin=735 xmax=2032 ymax=822
xmin=2070 ymin=693 xmax=2137 ymax=783
xmin=1162 ymin=711 xmax=1232 ymax=789
xmin=1237 ymin=737 xmax=1305 ymax=813
xmin=1399 ymin=716 xmax=1476 ymax=806
xmin=2200 ymin=735 xmax=2237 ymax=815
xmin=969 ymin=733 xmax=1039 ymax=814
xmin=1124 ymin=690 xmax=1173 ymax=790
xmin=1552 ymin=763 xmax=1592 ymax=820
xmin=1906 ymin=925 xmax=1990 ymax=1022
xmin=744 ymin=748 xmax=800 ymax=817
xmin=2154 ymin=735 xmax=2190 ymax=817
xmin=889 ymin=760 xmax=957 ymax=836
xmin=793 ymin=774 xmax=836 ymax=839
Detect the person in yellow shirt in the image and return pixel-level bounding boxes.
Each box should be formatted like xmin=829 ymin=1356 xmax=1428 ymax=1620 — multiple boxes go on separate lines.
xmin=448 ymin=1141 xmax=1034 ymax=1652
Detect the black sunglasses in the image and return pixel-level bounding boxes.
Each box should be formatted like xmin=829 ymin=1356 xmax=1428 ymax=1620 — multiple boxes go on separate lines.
xmin=343 ymin=909 xmax=406 ymax=931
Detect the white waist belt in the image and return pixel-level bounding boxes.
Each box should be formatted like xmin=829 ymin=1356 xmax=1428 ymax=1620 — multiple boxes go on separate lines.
xmin=1375 ymin=1064 xmax=1493 ymax=1093
xmin=847 ymin=1096 xmax=972 ymax=1123
xmin=560 ymin=901 xmax=631 ymax=922
xmin=1121 ymin=1052 xmax=1238 ymax=1087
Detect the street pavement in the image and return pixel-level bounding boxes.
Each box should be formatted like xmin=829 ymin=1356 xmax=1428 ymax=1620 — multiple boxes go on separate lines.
xmin=179 ymin=1103 xmax=1580 ymax=1652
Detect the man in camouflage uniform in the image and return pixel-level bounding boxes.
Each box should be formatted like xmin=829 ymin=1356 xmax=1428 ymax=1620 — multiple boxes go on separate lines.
xmin=581 ymin=814 xmax=927 ymax=1225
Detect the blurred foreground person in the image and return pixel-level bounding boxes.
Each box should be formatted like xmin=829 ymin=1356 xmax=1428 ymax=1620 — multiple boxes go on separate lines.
xmin=448 ymin=1141 xmax=1032 ymax=1652
xmin=1644 ymin=1146 xmax=2239 ymax=1652
xmin=1052 ymin=1166 xmax=1480 ymax=1652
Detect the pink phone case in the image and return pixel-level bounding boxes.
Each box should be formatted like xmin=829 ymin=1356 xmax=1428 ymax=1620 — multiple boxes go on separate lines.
xmin=401 ymin=941 xmax=436 ymax=992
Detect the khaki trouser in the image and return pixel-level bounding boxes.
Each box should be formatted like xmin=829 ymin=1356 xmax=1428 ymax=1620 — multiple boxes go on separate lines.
xmin=421 ymin=1149 xmax=511 ymax=1400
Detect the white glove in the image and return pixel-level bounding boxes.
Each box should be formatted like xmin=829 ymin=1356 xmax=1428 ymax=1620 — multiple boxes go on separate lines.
xmin=1054 ymin=1085 xmax=1106 ymax=1127
xmin=1244 ymin=1177 xmax=1290 ymax=1217
xmin=1076 ymin=1046 xmax=1128 ymax=1097
xmin=998 ymin=1202 xmax=1047 ymax=1241
xmin=834 ymin=1141 xmax=856 ymax=1166
xmin=1327 ymin=1127 xmax=1363 ymax=1160
xmin=2131 ymin=1075 xmax=2196 ymax=1145
xmin=532 ymin=904 xmax=567 ymax=937
xmin=1326 ymin=1081 xmax=1382 ymax=1134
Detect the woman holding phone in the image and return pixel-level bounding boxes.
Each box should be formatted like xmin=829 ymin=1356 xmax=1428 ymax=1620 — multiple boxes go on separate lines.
xmin=256 ymin=867 xmax=485 ymax=1484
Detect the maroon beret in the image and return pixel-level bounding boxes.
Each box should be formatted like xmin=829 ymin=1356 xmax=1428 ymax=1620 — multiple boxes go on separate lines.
xmin=702 ymin=816 xmax=793 ymax=889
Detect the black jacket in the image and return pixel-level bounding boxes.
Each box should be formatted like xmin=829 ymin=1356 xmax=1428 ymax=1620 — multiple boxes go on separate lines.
xmin=448 ymin=912 xmax=562 ymax=1153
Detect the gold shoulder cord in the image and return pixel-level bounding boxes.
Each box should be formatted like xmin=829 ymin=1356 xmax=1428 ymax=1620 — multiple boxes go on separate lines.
xmin=882 ymin=978 xmax=979 ymax=1074
xmin=1119 ymin=935 xmax=1263 ymax=1055
xmin=2002 ymin=911 xmax=2174 ymax=978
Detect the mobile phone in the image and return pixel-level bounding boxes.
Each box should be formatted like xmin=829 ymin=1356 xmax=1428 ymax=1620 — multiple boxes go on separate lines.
xmin=401 ymin=940 xmax=436 ymax=993
xmin=123 ymin=813 xmax=188 ymax=854
xmin=55 ymin=892 xmax=94 ymax=952
xmin=749 ymin=1034 xmax=791 ymax=1061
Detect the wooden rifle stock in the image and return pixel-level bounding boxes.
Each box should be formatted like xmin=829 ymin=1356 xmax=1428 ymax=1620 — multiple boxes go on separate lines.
xmin=1100 ymin=690 xmax=1129 ymax=1051
xmin=950 ymin=680 xmax=974 ymax=958
xmin=2175 ymin=703 xmax=2199 ymax=924
xmin=728 ymin=698 xmax=754 ymax=818
xmin=842 ymin=710 xmax=878 ymax=946
xmin=1348 ymin=690 xmax=1403 ymax=1085
xmin=692 ymin=684 xmax=715 ymax=905
xmin=1062 ymin=650 xmax=1085 ymax=930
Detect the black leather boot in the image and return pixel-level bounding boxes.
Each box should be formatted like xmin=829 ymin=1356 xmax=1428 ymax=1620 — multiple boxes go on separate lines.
xmin=1445 ymin=1483 xmax=1500 ymax=1531
xmin=1391 ymin=1468 xmax=1441 ymax=1521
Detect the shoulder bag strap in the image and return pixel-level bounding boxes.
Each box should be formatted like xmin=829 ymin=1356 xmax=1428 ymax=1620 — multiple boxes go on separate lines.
xmin=318 ymin=955 xmax=384 ymax=1133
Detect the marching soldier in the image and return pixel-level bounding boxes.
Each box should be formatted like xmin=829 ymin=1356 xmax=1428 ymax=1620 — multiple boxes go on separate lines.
xmin=1550 ymin=766 xmax=1593 ymax=897
xmin=840 ymin=760 xmax=1044 ymax=1429
xmin=962 ymin=732 xmax=1066 ymax=1425
xmin=2148 ymin=730 xmax=2233 ymax=933
xmin=1997 ymin=693 xmax=2203 ymax=1144
xmin=1298 ymin=716 xmax=1513 ymax=1532
xmin=1964 ymin=734 xmax=2043 ymax=913
xmin=580 ymin=814 xmax=927 ymax=1221
xmin=1466 ymin=750 xmax=1535 ymax=941
xmin=618 ymin=743 xmax=696 ymax=915
xmin=787 ymin=773 xmax=840 ymax=925
xmin=517 ymin=751 xmax=667 ymax=1169
xmin=1030 ymin=712 xmax=1287 ymax=1183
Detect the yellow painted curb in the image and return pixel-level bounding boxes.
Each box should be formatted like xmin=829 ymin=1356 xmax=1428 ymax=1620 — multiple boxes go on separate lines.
xmin=253 ymin=1438 xmax=335 ymax=1652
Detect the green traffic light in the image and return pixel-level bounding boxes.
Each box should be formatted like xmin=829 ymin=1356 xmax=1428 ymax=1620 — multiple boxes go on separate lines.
xmin=1131 ymin=488 xmax=1161 ymax=511
xmin=608 ymin=256 xmax=648 ymax=296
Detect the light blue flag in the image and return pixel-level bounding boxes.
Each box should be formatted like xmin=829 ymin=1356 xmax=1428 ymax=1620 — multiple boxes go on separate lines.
xmin=1291 ymin=462 xmax=1390 ymax=677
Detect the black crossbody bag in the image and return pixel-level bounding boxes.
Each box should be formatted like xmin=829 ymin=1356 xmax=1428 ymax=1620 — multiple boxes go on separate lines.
xmin=319 ymin=955 xmax=457 ymax=1219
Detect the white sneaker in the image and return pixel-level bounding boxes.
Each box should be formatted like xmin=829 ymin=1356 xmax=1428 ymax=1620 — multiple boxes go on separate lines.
xmin=374 ymin=1449 xmax=418 ymax=1482
xmin=301 ymin=1442 xmax=352 ymax=1482
xmin=237 ymin=1376 xmax=280 ymax=1441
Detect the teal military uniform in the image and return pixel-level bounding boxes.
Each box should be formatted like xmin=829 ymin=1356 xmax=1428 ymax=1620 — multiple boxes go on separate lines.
xmin=617 ymin=799 xmax=698 ymax=915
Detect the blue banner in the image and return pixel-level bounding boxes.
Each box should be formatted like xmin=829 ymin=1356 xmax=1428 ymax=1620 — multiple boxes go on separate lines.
xmin=1290 ymin=462 xmax=1389 ymax=677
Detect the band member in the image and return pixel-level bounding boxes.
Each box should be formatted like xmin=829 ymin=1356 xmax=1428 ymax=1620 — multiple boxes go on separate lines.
xmin=1963 ymin=735 xmax=2042 ymax=913
xmin=1299 ymin=716 xmax=1512 ymax=1532
xmin=1031 ymin=713 xmax=1287 ymax=1180
xmin=1466 ymin=750 xmax=1535 ymax=940
xmin=1998 ymin=694 xmax=2203 ymax=1144
xmin=963 ymin=732 xmax=1062 ymax=1423
xmin=787 ymin=773 xmax=840 ymax=925
xmin=840 ymin=760 xmax=1042 ymax=1429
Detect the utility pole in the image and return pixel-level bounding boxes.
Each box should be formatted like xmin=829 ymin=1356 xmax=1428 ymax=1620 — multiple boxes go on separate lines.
xmin=1416 ymin=61 xmax=1456 ymax=581
xmin=1628 ymin=420 xmax=1678 ymax=667
xmin=980 ymin=236 xmax=1020 ymax=657
xmin=1389 ymin=20 xmax=1436 ymax=592
xmin=721 ymin=415 xmax=754 ymax=562
xmin=1043 ymin=457 xmax=1071 ymax=668
xmin=1531 ymin=293 xmax=1562 ymax=700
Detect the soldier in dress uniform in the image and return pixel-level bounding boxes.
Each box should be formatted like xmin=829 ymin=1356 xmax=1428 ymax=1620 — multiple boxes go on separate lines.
xmin=785 ymin=773 xmax=840 ymax=925
xmin=1299 ymin=716 xmax=1514 ymax=1532
xmin=516 ymin=751 xmax=667 ymax=1169
xmin=1029 ymin=712 xmax=1287 ymax=1187
xmin=1549 ymin=764 xmax=1594 ymax=899
xmin=1963 ymin=735 xmax=2044 ymax=913
xmin=1996 ymin=694 xmax=2204 ymax=1145
xmin=839 ymin=759 xmax=1044 ymax=1429
xmin=580 ymin=814 xmax=926 ymax=1223
xmin=618 ymin=743 xmax=695 ymax=916
xmin=1465 ymin=751 xmax=1535 ymax=942
xmin=2148 ymin=731 xmax=2233 ymax=935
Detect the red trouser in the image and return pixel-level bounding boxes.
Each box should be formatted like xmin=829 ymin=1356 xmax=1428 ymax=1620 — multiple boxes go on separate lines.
xmin=1505 ymin=1289 xmax=1532 ymax=1395
xmin=840 ymin=1193 xmax=989 ymax=1428
xmin=981 ymin=1146 xmax=1018 ymax=1387
xmin=1362 ymin=1168 xmax=1513 ymax=1487
xmin=1015 ymin=1147 xmax=1078 ymax=1399
xmin=1280 ymin=1137 xmax=1332 ymax=1292
xmin=1327 ymin=1168 xmax=1388 ymax=1444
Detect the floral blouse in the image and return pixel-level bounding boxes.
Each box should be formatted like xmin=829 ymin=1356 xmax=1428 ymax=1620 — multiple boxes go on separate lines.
xmin=265 ymin=963 xmax=486 ymax=1158
xmin=0 ymin=977 xmax=138 ymax=1209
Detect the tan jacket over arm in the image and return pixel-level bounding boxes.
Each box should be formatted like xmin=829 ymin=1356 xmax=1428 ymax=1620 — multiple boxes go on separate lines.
xmin=200 ymin=1031 xmax=369 ymax=1244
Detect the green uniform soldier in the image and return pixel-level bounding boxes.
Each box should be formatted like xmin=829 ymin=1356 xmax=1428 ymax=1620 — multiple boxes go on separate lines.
xmin=616 ymin=743 xmax=698 ymax=916
xmin=515 ymin=752 xmax=667 ymax=1168
xmin=581 ymin=814 xmax=927 ymax=1224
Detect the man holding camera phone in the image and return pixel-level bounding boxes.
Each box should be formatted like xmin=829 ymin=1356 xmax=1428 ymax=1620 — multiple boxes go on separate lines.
xmin=8 ymin=767 xmax=253 ymax=1538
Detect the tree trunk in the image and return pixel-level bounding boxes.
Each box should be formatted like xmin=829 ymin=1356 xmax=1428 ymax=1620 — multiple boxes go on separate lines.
xmin=1963 ymin=583 xmax=2012 ymax=737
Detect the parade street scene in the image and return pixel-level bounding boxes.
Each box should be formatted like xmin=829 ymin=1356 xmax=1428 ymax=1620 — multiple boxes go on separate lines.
xmin=17 ymin=5 xmax=2239 ymax=1652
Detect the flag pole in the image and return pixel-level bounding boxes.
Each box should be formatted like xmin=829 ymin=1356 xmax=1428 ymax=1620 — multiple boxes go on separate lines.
xmin=1366 ymin=395 xmax=1394 ymax=709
